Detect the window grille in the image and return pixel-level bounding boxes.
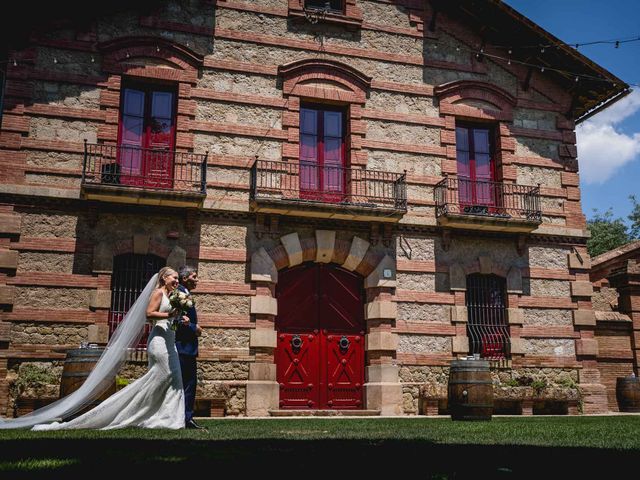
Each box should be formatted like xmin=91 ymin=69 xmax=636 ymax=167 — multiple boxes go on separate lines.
xmin=305 ymin=0 xmax=343 ymax=13
xmin=109 ymin=254 xmax=165 ymax=352
xmin=466 ymin=273 xmax=510 ymax=360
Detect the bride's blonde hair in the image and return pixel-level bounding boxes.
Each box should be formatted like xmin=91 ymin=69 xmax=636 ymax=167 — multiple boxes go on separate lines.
xmin=156 ymin=267 xmax=177 ymax=288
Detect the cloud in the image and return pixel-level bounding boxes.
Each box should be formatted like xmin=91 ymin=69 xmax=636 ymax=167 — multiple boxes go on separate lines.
xmin=576 ymin=89 xmax=640 ymax=184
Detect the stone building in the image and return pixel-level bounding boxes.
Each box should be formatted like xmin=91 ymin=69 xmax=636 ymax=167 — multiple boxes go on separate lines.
xmin=0 ymin=0 xmax=629 ymax=417
xmin=590 ymin=241 xmax=640 ymax=411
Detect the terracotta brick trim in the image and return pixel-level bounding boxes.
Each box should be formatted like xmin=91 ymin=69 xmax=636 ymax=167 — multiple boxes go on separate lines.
xmin=278 ymin=58 xmax=371 ymax=101
xmin=98 ymin=36 xmax=204 ymax=77
xmin=434 ymin=80 xmax=516 ymax=122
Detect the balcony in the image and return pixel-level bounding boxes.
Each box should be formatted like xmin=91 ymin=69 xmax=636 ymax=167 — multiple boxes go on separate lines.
xmin=250 ymin=160 xmax=406 ymax=221
xmin=435 ymin=177 xmax=541 ymax=232
xmin=81 ymin=143 xmax=207 ymax=207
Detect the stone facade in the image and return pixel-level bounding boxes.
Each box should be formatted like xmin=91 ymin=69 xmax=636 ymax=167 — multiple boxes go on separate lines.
xmin=0 ymin=0 xmax=623 ymax=417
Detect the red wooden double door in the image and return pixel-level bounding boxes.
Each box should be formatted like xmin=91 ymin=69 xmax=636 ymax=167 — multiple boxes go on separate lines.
xmin=276 ymin=263 xmax=365 ymax=409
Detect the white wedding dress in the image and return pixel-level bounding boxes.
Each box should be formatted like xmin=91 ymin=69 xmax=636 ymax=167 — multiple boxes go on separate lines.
xmin=32 ymin=292 xmax=185 ymax=430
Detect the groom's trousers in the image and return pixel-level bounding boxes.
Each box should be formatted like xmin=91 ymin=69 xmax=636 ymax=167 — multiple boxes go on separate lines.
xmin=179 ymin=354 xmax=197 ymax=423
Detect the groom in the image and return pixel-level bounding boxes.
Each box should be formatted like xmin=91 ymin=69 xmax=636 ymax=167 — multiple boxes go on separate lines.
xmin=176 ymin=265 xmax=205 ymax=430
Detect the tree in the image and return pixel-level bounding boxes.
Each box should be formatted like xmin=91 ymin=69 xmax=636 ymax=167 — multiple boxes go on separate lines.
xmin=586 ymin=208 xmax=631 ymax=258
xmin=629 ymin=195 xmax=640 ymax=240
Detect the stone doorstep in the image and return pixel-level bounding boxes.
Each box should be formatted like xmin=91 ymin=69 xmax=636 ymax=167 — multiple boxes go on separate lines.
xmin=268 ymin=409 xmax=381 ymax=417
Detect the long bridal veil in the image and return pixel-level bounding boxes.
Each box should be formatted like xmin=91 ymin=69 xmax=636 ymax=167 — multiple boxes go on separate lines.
xmin=0 ymin=273 xmax=159 ymax=429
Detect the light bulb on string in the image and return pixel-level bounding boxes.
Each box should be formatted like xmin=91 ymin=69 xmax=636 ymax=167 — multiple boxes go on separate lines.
xmin=12 ymin=59 xmax=17 ymax=67
xmin=540 ymin=66 xmax=545 ymax=73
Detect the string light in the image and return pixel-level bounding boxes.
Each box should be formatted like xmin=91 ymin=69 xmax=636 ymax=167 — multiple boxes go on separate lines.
xmin=422 ymin=36 xmax=639 ymax=88
xmin=493 ymin=34 xmax=640 ymax=51
xmin=13 ymin=59 xmax=17 ymax=67
xmin=53 ymin=57 xmax=58 ymax=64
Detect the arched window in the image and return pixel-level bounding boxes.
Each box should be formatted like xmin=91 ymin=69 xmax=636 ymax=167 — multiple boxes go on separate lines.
xmin=466 ymin=273 xmax=510 ymax=359
xmin=109 ymin=253 xmax=165 ymax=349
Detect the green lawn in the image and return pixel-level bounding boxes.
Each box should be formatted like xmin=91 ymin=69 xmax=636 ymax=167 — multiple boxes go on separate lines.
xmin=1 ymin=416 xmax=639 ymax=478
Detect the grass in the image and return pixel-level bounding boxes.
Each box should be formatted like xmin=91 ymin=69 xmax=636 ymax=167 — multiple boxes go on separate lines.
xmin=1 ymin=416 xmax=639 ymax=478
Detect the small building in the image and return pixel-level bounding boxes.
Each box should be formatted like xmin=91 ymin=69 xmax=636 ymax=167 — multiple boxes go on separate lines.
xmin=0 ymin=0 xmax=630 ymax=416
xmin=590 ymin=241 xmax=640 ymax=411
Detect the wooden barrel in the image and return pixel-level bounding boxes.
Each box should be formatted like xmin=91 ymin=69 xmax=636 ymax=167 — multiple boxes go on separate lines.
xmin=448 ymin=359 xmax=493 ymax=421
xmin=616 ymin=376 xmax=640 ymax=412
xmin=60 ymin=348 xmax=116 ymax=414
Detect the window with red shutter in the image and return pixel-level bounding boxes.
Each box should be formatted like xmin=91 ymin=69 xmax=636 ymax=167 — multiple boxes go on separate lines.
xmin=117 ymin=81 xmax=177 ymax=188
xmin=456 ymin=125 xmax=498 ymax=213
xmin=299 ymin=104 xmax=347 ymax=202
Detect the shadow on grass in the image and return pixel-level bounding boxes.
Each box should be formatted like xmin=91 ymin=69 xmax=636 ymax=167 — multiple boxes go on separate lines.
xmin=1 ymin=438 xmax=637 ymax=478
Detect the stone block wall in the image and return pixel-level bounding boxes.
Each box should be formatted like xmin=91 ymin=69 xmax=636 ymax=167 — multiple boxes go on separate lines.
xmin=590 ymin=242 xmax=640 ymax=411
xmin=0 ymin=0 xmax=607 ymax=415
xmin=394 ymin=232 xmax=598 ymax=413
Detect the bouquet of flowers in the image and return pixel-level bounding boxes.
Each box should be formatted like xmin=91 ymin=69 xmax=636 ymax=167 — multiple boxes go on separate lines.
xmin=168 ymin=289 xmax=195 ymax=331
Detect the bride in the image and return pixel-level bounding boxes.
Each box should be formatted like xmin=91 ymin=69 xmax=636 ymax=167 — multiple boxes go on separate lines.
xmin=0 ymin=267 xmax=187 ymax=430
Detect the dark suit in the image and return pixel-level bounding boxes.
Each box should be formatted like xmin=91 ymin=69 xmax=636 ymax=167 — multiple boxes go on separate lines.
xmin=175 ymin=284 xmax=198 ymax=423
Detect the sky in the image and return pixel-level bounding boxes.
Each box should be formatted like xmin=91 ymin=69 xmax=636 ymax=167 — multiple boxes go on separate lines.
xmin=505 ymin=0 xmax=640 ymax=228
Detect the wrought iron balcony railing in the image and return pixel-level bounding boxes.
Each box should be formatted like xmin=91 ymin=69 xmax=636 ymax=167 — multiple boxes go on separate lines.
xmin=250 ymin=159 xmax=407 ymax=212
xmin=435 ymin=176 xmax=541 ymax=223
xmin=82 ymin=142 xmax=207 ymax=195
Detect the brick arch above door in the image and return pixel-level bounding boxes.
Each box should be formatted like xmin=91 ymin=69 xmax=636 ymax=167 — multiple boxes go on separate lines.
xmin=250 ymin=230 xmax=396 ymax=290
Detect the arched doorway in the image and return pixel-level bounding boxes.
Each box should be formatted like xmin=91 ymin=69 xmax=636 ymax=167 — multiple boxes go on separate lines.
xmin=276 ymin=262 xmax=365 ymax=409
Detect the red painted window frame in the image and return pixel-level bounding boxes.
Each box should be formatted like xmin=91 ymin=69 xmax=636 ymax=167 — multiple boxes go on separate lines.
xmin=299 ymin=103 xmax=348 ymax=202
xmin=455 ymin=123 xmax=497 ymax=209
xmin=116 ymin=79 xmax=178 ymax=187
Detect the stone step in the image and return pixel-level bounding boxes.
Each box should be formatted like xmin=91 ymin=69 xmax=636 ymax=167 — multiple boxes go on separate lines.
xmin=269 ymin=409 xmax=381 ymax=417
